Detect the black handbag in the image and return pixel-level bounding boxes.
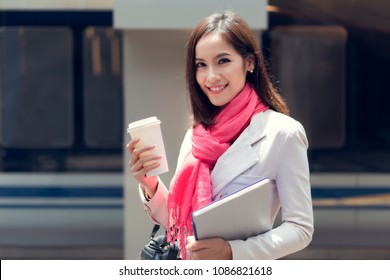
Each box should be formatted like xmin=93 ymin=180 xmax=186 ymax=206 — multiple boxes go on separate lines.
xmin=139 ymin=224 xmax=180 ymax=260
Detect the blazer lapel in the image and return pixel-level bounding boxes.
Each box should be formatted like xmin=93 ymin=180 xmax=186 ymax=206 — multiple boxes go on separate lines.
xmin=211 ymin=112 xmax=268 ymax=196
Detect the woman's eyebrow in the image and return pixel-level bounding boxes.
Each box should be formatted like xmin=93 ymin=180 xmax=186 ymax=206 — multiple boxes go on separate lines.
xmin=195 ymin=52 xmax=232 ymax=61
xmin=215 ymin=52 xmax=232 ymax=59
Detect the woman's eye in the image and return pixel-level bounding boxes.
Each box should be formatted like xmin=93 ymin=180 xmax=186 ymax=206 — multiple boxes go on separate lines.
xmin=196 ymin=62 xmax=206 ymax=68
xmin=218 ymin=58 xmax=230 ymax=64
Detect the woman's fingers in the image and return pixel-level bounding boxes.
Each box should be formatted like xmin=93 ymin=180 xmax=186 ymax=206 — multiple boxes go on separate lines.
xmin=129 ymin=146 xmax=158 ymax=166
xmin=130 ymin=154 xmax=161 ymax=175
xmin=126 ymin=141 xmax=161 ymax=181
xmin=126 ymin=138 xmax=140 ymax=154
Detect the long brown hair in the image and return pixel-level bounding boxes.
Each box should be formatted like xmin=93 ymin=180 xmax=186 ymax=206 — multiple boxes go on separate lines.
xmin=186 ymin=11 xmax=289 ymax=126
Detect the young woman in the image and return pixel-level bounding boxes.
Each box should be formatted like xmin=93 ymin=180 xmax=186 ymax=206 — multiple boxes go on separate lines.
xmin=127 ymin=11 xmax=314 ymax=260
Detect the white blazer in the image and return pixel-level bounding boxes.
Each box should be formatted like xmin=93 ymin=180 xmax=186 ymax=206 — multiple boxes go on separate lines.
xmin=141 ymin=109 xmax=314 ymax=259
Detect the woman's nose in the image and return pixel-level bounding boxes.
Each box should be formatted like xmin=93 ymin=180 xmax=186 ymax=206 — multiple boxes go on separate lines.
xmin=206 ymin=67 xmax=220 ymax=82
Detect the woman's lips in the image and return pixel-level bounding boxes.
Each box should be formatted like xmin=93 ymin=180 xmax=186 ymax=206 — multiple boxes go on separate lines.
xmin=207 ymin=84 xmax=227 ymax=94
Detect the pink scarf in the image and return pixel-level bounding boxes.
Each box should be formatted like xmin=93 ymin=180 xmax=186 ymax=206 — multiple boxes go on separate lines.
xmin=167 ymin=83 xmax=268 ymax=259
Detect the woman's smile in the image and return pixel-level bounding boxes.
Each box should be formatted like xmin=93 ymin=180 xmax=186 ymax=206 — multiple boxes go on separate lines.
xmin=206 ymin=84 xmax=228 ymax=94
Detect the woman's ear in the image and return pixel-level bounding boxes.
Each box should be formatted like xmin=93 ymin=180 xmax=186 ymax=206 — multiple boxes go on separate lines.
xmin=246 ymin=54 xmax=255 ymax=72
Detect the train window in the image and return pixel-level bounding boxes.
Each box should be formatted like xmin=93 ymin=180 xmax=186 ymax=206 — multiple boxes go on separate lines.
xmin=0 ymin=27 xmax=73 ymax=148
xmin=264 ymin=13 xmax=390 ymax=172
xmin=83 ymin=27 xmax=123 ymax=149
xmin=270 ymin=26 xmax=347 ymax=149
xmin=0 ymin=11 xmax=123 ymax=172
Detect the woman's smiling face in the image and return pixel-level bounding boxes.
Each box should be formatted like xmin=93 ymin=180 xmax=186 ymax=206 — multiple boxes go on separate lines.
xmin=195 ymin=32 xmax=253 ymax=107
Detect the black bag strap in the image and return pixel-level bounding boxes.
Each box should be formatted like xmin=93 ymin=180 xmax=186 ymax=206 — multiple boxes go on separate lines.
xmin=150 ymin=224 xmax=160 ymax=239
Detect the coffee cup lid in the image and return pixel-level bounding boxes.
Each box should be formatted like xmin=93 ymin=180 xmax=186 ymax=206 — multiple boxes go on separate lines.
xmin=127 ymin=116 xmax=161 ymax=132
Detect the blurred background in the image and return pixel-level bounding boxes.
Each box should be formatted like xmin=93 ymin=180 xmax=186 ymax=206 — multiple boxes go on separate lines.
xmin=0 ymin=0 xmax=389 ymax=259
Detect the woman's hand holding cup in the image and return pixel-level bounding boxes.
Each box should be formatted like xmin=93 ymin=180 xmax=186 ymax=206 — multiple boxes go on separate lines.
xmin=127 ymin=116 xmax=169 ymax=199
xmin=127 ymin=138 xmax=161 ymax=197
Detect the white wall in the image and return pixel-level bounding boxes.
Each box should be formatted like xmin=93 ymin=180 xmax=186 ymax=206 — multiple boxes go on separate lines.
xmin=114 ymin=0 xmax=267 ymax=30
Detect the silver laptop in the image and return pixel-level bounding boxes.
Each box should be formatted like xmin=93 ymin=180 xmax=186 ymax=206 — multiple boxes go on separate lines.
xmin=191 ymin=178 xmax=274 ymax=241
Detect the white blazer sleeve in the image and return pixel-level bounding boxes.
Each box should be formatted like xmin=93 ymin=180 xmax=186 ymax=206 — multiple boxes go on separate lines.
xmin=139 ymin=178 xmax=169 ymax=225
xmin=228 ymin=122 xmax=314 ymax=259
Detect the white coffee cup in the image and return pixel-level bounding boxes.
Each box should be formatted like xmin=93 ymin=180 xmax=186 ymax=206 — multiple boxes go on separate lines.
xmin=127 ymin=116 xmax=169 ymax=177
